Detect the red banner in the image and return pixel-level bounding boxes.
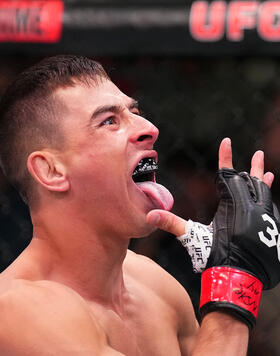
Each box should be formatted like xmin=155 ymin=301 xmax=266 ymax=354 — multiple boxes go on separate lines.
xmin=0 ymin=0 xmax=64 ymax=43
xmin=190 ymin=1 xmax=280 ymax=42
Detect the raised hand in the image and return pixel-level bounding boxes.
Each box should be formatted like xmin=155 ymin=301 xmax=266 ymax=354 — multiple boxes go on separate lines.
xmin=147 ymin=138 xmax=280 ymax=329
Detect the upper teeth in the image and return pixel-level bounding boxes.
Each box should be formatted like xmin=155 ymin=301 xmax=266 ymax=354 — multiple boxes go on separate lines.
xmin=133 ymin=157 xmax=158 ymax=176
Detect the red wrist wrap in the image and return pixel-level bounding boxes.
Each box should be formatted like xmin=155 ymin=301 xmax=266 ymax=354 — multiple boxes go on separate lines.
xmin=200 ymin=267 xmax=263 ymax=318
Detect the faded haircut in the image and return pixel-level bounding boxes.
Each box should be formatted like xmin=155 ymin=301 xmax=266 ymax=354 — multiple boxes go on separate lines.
xmin=0 ymin=55 xmax=109 ymax=205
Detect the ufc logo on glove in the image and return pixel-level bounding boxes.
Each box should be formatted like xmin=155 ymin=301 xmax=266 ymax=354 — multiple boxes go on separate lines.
xmin=258 ymin=213 xmax=280 ymax=262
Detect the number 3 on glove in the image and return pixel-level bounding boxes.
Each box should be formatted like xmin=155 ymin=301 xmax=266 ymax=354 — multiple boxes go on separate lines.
xmin=178 ymin=168 xmax=280 ymax=330
xmin=258 ymin=213 xmax=280 ymax=261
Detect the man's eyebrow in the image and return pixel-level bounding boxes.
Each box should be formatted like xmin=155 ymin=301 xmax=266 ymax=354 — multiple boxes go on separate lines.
xmin=90 ymin=99 xmax=139 ymax=120
xmin=91 ymin=105 xmax=123 ymax=120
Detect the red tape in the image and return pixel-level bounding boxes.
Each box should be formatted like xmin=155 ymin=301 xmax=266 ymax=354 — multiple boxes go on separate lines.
xmin=200 ymin=267 xmax=263 ymax=318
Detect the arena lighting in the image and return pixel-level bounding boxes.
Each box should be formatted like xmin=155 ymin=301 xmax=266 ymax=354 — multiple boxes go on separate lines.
xmin=0 ymin=0 xmax=64 ymax=43
xmin=190 ymin=1 xmax=280 ymax=42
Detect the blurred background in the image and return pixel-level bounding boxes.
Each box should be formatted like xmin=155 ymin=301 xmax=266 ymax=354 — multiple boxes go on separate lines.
xmin=0 ymin=0 xmax=280 ymax=354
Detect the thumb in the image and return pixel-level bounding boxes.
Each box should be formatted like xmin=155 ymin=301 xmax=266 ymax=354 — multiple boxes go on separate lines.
xmin=146 ymin=209 xmax=187 ymax=236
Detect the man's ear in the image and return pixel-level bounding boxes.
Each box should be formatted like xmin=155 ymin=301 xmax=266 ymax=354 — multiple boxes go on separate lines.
xmin=27 ymin=151 xmax=70 ymax=192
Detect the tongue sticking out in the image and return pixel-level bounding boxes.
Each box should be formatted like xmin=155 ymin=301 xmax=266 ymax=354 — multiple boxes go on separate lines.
xmin=136 ymin=181 xmax=174 ymax=211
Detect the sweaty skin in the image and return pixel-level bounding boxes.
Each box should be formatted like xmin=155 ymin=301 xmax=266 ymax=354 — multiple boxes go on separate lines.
xmin=0 ymin=78 xmax=271 ymax=356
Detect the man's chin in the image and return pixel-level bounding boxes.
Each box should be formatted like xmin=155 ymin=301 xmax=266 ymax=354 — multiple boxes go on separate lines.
xmin=130 ymin=222 xmax=157 ymax=239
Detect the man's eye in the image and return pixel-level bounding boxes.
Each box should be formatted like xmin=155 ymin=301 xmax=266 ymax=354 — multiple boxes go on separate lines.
xmin=132 ymin=110 xmax=141 ymax=116
xmin=101 ymin=117 xmax=116 ymax=126
xmin=133 ymin=109 xmax=146 ymax=117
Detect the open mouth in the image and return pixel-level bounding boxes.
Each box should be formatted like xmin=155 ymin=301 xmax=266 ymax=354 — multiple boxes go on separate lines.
xmin=131 ymin=156 xmax=174 ymax=211
xmin=132 ymin=157 xmax=158 ymax=183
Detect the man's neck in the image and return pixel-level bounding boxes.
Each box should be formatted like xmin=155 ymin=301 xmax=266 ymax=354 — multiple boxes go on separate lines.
xmin=28 ymin=207 xmax=130 ymax=312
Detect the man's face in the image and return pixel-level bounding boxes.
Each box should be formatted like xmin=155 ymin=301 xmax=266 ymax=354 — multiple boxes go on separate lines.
xmin=55 ymin=78 xmax=173 ymax=239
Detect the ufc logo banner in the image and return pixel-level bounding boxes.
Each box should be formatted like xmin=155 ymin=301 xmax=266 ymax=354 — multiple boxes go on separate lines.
xmin=189 ymin=1 xmax=280 ymax=42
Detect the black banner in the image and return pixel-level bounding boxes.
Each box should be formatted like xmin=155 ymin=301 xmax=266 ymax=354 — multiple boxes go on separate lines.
xmin=0 ymin=1 xmax=280 ymax=56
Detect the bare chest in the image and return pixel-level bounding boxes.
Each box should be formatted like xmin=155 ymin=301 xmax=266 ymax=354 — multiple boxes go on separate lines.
xmin=89 ymin=296 xmax=182 ymax=356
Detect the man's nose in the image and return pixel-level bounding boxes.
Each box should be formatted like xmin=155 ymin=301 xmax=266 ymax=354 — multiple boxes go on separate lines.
xmin=129 ymin=116 xmax=159 ymax=147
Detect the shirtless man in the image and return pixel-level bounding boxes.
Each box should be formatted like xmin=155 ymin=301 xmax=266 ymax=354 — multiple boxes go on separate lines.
xmin=0 ymin=55 xmax=277 ymax=355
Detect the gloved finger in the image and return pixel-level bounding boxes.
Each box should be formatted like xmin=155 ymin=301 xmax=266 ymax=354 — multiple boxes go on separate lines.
xmin=217 ymin=168 xmax=253 ymax=205
xmin=239 ymin=171 xmax=257 ymax=202
xmin=249 ymin=175 xmax=273 ymax=210
xmin=250 ymin=150 xmax=264 ymax=181
xmin=239 ymin=171 xmax=273 ymax=205
xmin=146 ymin=209 xmax=187 ymax=236
xmin=218 ymin=137 xmax=233 ymax=169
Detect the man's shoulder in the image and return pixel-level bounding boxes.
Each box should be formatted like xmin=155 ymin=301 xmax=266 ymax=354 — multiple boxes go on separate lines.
xmin=0 ymin=277 xmax=82 ymax=316
xmin=0 ymin=277 xmax=115 ymax=355
xmin=124 ymin=250 xmax=196 ymax=314
xmin=125 ymin=249 xmax=183 ymax=289
xmin=0 ymin=274 xmax=74 ymax=298
xmin=125 ymin=249 xmax=174 ymax=281
xmin=125 ymin=250 xmax=198 ymax=344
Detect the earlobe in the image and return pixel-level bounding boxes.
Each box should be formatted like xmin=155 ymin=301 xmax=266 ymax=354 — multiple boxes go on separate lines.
xmin=27 ymin=151 xmax=70 ymax=192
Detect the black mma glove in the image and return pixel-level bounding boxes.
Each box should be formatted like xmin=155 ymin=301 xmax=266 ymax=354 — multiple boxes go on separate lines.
xmin=178 ymin=168 xmax=280 ymax=329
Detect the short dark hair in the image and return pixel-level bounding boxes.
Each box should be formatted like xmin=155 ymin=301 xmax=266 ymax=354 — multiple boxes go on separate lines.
xmin=0 ymin=55 xmax=109 ymax=204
